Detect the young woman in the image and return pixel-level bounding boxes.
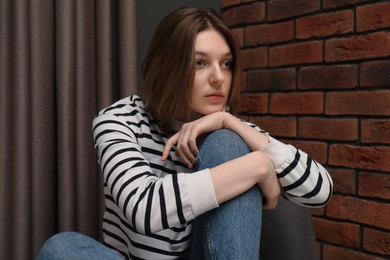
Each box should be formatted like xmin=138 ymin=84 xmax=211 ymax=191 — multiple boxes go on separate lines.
xmin=38 ymin=7 xmax=332 ymax=260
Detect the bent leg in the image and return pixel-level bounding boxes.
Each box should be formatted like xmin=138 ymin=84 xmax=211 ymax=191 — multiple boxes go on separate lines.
xmin=189 ymin=129 xmax=262 ymax=260
xmin=36 ymin=232 xmax=122 ymax=260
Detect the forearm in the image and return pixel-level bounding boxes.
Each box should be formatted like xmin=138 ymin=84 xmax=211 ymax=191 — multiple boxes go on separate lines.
xmin=222 ymin=113 xmax=333 ymax=207
xmin=262 ymin=137 xmax=333 ymax=207
xmin=223 ymin=113 xmax=269 ymax=151
xmin=209 ymin=151 xmax=274 ymax=204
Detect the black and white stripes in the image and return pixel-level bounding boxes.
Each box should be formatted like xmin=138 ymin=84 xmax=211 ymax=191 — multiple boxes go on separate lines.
xmin=92 ymin=95 xmax=333 ymax=259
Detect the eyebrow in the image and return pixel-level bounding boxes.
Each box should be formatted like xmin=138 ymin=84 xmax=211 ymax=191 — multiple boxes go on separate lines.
xmin=195 ymin=51 xmax=232 ymax=57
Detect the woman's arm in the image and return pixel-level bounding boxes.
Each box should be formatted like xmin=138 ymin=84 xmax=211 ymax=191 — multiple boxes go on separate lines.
xmin=93 ymin=113 xmax=220 ymax=235
xmin=162 ymin=112 xmax=280 ymax=209
xmin=223 ymin=113 xmax=333 ymax=207
xmin=209 ymin=150 xmax=280 ymax=209
xmin=163 ymin=111 xmax=333 ymax=208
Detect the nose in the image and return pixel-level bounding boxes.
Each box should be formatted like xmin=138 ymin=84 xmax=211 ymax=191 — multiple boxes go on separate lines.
xmin=210 ymin=65 xmax=225 ymax=87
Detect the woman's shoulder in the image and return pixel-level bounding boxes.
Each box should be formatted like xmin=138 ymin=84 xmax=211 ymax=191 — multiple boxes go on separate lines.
xmin=97 ymin=95 xmax=145 ymax=116
xmin=92 ymin=95 xmax=156 ymax=138
xmin=92 ymin=95 xmax=152 ymax=129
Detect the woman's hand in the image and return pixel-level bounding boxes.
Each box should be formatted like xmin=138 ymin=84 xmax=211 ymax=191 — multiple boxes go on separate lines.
xmin=255 ymin=151 xmax=280 ymax=209
xmin=209 ymin=150 xmax=280 ymax=209
xmin=162 ymin=112 xmax=281 ymax=209
xmin=161 ymin=112 xmax=229 ymax=168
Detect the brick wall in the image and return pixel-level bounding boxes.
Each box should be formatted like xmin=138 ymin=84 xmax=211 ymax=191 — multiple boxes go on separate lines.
xmin=220 ymin=0 xmax=390 ymax=259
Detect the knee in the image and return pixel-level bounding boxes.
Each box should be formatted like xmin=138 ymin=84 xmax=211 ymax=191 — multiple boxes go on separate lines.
xmin=36 ymin=232 xmax=80 ymax=259
xmin=200 ymin=129 xmax=249 ymax=154
xmin=197 ymin=129 xmax=250 ymax=168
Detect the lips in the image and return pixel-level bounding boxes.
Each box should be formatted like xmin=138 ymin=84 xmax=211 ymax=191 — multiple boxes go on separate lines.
xmin=206 ymin=92 xmax=224 ymax=100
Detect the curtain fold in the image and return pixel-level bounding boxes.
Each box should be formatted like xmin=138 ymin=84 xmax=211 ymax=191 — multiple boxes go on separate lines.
xmin=0 ymin=0 xmax=137 ymax=258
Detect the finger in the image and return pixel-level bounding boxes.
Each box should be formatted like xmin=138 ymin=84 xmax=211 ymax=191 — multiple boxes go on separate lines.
xmin=263 ymin=185 xmax=280 ymax=209
xmin=188 ymin=128 xmax=200 ymax=156
xmin=188 ymin=140 xmax=199 ymax=158
xmin=162 ymin=133 xmax=179 ymax=160
xmin=176 ymin=126 xmax=197 ymax=166
xmin=177 ymin=138 xmax=196 ymax=167
xmin=177 ymin=151 xmax=194 ymax=168
xmin=262 ymin=194 xmax=280 ymax=210
xmin=260 ymin=174 xmax=280 ymax=209
xmin=186 ymin=128 xmax=199 ymax=159
xmin=174 ymin=143 xmax=194 ymax=168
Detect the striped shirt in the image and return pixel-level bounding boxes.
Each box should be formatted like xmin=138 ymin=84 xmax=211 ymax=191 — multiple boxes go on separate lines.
xmin=92 ymin=95 xmax=333 ymax=259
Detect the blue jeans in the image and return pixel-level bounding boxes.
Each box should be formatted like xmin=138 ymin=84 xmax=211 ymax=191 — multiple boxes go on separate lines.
xmin=188 ymin=129 xmax=263 ymax=260
xmin=37 ymin=130 xmax=262 ymax=260
xmin=36 ymin=232 xmax=122 ymax=260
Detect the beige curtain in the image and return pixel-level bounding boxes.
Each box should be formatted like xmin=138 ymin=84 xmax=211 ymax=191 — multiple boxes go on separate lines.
xmin=0 ymin=0 xmax=137 ymax=259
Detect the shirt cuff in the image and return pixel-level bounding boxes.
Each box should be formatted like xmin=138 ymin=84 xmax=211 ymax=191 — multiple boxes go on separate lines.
xmin=186 ymin=169 xmax=218 ymax=217
xmin=261 ymin=136 xmax=294 ymax=169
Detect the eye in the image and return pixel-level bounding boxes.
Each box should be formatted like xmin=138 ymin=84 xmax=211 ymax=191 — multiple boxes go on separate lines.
xmin=195 ymin=59 xmax=206 ymax=68
xmin=222 ymin=60 xmax=233 ymax=69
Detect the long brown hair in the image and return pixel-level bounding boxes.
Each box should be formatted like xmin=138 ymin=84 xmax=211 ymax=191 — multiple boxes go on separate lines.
xmin=141 ymin=7 xmax=240 ymax=131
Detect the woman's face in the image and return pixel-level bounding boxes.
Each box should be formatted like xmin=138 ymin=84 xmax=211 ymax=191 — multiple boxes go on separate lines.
xmin=189 ymin=29 xmax=233 ymax=120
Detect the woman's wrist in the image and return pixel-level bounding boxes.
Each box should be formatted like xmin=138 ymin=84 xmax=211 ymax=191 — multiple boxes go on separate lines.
xmin=220 ymin=111 xmax=238 ymax=130
xmin=221 ymin=113 xmax=269 ymax=151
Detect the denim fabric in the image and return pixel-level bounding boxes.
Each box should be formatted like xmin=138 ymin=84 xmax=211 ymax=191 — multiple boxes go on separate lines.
xmin=188 ymin=129 xmax=263 ymax=260
xmin=36 ymin=232 xmax=122 ymax=260
xmin=36 ymin=129 xmax=263 ymax=260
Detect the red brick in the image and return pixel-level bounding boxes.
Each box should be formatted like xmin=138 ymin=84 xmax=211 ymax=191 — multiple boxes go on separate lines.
xmin=231 ymin=28 xmax=244 ymax=49
xmin=222 ymin=2 xmax=265 ymax=27
xmin=316 ymin=242 xmax=322 ymax=259
xmin=238 ymin=94 xmax=268 ymax=114
xmin=285 ymin=140 xmax=327 ymax=163
xmin=327 ymin=195 xmax=390 ymax=230
xmin=323 ymin=244 xmax=384 ymax=260
xmin=296 ymin=10 xmax=353 ymax=39
xmin=311 ymin=207 xmax=325 ymax=216
xmin=360 ymin=60 xmax=390 ymax=87
xmin=240 ymin=47 xmax=267 ymax=70
xmin=299 ymin=117 xmax=358 ymax=141
xmin=329 ymin=169 xmax=356 ymax=195
xmin=363 ymin=227 xmax=390 ymax=256
xmin=325 ymin=32 xmax=390 ymax=62
xmin=249 ymin=116 xmax=296 ymax=137
xmin=247 ymin=68 xmax=296 ymax=91
xmin=359 ymin=172 xmax=390 ymax=200
xmin=313 ymin=218 xmax=360 ymax=247
xmin=323 ymin=0 xmax=370 ymax=10
xmin=299 ymin=65 xmax=357 ymax=89
xmin=220 ymin=0 xmax=241 ymax=8
xmin=270 ymin=92 xmax=324 ymax=114
xmin=329 ymin=144 xmax=390 ymax=172
xmin=245 ymin=21 xmax=294 ymax=46
xmin=267 ymin=0 xmax=320 ymax=21
xmin=361 ymin=119 xmax=390 ymax=144
xmin=270 ymin=41 xmax=323 ymax=67
xmin=357 ymin=2 xmax=390 ymax=32
xmin=326 ymin=90 xmax=390 ymax=116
